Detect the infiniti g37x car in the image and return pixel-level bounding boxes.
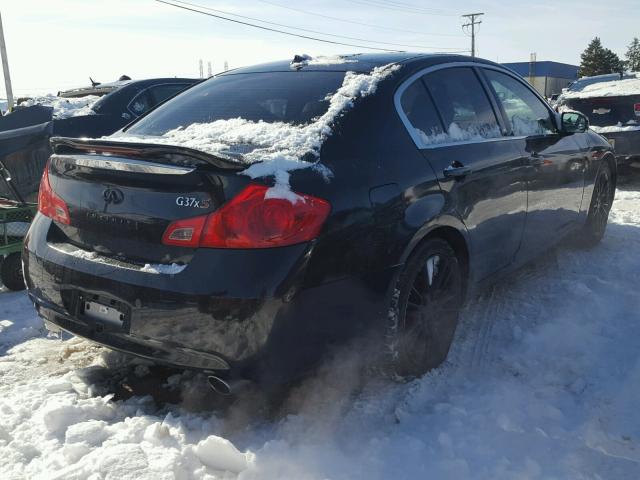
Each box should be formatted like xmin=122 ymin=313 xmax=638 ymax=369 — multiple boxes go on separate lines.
xmin=24 ymin=54 xmax=616 ymax=390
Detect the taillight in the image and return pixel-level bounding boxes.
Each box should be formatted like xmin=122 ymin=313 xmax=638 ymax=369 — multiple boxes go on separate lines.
xmin=162 ymin=184 xmax=331 ymax=249
xmin=162 ymin=214 xmax=207 ymax=248
xmin=634 ymin=103 xmax=640 ymax=117
xmin=38 ymin=163 xmax=71 ymax=225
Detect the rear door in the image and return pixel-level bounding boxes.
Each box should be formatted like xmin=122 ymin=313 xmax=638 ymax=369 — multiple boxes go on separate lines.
xmin=398 ymin=66 xmax=528 ymax=280
xmin=481 ymin=68 xmax=586 ymax=258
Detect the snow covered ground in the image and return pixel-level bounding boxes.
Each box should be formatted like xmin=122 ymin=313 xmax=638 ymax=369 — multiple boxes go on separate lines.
xmin=2 ymin=181 xmax=640 ymax=479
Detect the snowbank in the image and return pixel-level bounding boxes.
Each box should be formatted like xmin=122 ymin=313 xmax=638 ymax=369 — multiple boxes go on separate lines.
xmin=562 ymin=74 xmax=640 ymax=99
xmin=113 ymin=64 xmax=399 ymax=196
xmin=3 ymin=184 xmax=640 ymax=478
xmin=18 ymin=95 xmax=99 ymax=119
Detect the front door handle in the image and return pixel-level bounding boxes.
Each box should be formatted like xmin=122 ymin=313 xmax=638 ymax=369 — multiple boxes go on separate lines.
xmin=443 ymin=161 xmax=472 ymax=178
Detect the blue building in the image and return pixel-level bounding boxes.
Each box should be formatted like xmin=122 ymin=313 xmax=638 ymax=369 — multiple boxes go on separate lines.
xmin=502 ymin=61 xmax=579 ymax=98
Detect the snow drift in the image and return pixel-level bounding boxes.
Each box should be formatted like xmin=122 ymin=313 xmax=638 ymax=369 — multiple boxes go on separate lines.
xmin=2 ymin=183 xmax=640 ymax=479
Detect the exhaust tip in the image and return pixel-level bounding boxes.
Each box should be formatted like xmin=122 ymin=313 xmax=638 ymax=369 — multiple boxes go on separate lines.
xmin=207 ymin=375 xmax=233 ymax=396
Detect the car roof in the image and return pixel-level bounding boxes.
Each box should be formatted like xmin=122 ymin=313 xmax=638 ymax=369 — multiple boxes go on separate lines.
xmin=219 ymin=53 xmax=498 ymax=75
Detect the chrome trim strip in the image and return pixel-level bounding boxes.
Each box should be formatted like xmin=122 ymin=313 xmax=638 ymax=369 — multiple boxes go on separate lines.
xmin=393 ymin=61 xmax=556 ymax=150
xmin=52 ymin=154 xmax=195 ymax=175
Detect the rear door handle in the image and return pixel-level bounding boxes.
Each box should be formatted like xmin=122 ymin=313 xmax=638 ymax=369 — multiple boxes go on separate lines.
xmin=443 ymin=162 xmax=472 ymax=178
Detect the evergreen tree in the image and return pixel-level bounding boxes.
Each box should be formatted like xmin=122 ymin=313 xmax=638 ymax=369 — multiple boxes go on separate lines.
xmin=626 ymin=37 xmax=640 ymax=72
xmin=603 ymin=48 xmax=625 ymax=74
xmin=579 ymin=37 xmax=623 ymax=76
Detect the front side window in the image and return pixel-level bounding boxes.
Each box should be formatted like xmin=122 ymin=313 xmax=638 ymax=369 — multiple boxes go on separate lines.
xmin=423 ymin=67 xmax=502 ymax=143
xmin=484 ymin=69 xmax=555 ymax=136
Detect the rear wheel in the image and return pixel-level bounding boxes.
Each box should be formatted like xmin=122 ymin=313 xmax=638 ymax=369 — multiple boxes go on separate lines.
xmin=385 ymin=238 xmax=464 ymax=379
xmin=1 ymin=253 xmax=26 ymax=291
xmin=581 ymin=163 xmax=614 ymax=247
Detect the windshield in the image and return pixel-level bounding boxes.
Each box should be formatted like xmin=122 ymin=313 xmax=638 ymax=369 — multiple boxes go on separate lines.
xmin=126 ymin=72 xmax=346 ymax=137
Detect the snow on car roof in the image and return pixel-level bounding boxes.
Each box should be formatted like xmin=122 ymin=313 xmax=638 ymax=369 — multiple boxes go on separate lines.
xmin=562 ymin=72 xmax=640 ymax=99
xmin=18 ymin=95 xmax=100 ymax=119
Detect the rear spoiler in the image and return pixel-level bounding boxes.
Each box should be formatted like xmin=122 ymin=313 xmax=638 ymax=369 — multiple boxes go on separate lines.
xmin=50 ymin=137 xmax=246 ymax=171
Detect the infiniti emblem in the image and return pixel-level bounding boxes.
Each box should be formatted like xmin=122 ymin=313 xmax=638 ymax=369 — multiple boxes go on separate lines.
xmin=103 ymin=188 xmax=124 ymax=205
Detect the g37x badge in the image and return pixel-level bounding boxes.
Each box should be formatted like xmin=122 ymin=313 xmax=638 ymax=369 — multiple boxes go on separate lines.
xmin=176 ymin=196 xmax=210 ymax=208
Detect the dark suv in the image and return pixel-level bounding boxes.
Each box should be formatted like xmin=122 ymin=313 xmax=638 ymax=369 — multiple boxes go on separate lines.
xmin=558 ymin=73 xmax=640 ymax=164
xmin=24 ymin=54 xmax=615 ymax=392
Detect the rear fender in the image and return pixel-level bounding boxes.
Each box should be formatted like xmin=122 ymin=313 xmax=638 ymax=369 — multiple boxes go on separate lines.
xmin=399 ymin=213 xmax=470 ymax=266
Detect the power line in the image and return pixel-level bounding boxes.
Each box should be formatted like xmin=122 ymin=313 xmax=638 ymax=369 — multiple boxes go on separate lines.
xmin=462 ymin=12 xmax=484 ymax=58
xmin=156 ymin=0 xmax=402 ymax=51
xmin=169 ymin=0 xmax=465 ymax=50
xmin=344 ymin=0 xmax=458 ymax=16
xmin=367 ymin=0 xmax=454 ymax=12
xmin=253 ymin=0 xmax=465 ymax=37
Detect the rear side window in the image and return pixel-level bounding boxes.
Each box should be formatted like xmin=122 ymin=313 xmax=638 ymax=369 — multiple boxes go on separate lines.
xmin=400 ymin=80 xmax=445 ymax=142
xmin=127 ymin=84 xmax=190 ymax=117
xmin=128 ymin=91 xmax=152 ymax=116
xmin=423 ymin=67 xmax=501 ymax=142
xmin=484 ymin=69 xmax=555 ymax=136
xmin=148 ymin=84 xmax=190 ymax=104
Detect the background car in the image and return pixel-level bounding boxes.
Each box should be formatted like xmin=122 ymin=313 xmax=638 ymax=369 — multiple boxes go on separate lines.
xmin=557 ymin=72 xmax=640 ymax=165
xmin=24 ymin=54 xmax=616 ymax=394
xmin=0 ymin=77 xmax=200 ymax=201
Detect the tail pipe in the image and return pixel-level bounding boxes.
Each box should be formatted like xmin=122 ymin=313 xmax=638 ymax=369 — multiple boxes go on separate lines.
xmin=207 ymin=375 xmax=250 ymax=396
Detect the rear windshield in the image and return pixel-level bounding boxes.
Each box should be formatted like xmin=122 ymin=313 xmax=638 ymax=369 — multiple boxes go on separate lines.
xmin=126 ymin=72 xmax=346 ymax=136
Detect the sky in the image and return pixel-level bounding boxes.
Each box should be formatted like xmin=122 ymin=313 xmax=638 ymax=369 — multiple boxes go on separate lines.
xmin=0 ymin=0 xmax=638 ymax=97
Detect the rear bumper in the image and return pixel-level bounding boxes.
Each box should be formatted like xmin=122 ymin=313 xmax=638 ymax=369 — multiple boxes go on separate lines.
xmin=597 ymin=130 xmax=640 ymax=162
xmin=24 ymin=215 xmax=393 ymax=384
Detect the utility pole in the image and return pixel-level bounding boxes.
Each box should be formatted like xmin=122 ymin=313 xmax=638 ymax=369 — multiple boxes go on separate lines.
xmin=199 ymin=59 xmax=203 ymax=79
xmin=462 ymin=12 xmax=484 ymax=58
xmin=0 ymin=11 xmax=14 ymax=112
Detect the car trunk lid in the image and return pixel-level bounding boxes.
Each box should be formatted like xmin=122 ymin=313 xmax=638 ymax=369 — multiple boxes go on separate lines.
xmin=46 ymin=137 xmax=249 ymax=266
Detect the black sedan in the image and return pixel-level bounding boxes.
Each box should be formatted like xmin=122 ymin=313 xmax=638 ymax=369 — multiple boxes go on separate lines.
xmin=53 ymin=77 xmax=200 ymax=138
xmin=24 ymin=54 xmax=616 ymax=393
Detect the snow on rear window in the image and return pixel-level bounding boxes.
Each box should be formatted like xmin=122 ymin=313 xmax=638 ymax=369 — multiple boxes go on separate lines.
xmin=416 ymin=122 xmax=502 ymax=145
xmin=112 ymin=64 xmax=400 ymax=198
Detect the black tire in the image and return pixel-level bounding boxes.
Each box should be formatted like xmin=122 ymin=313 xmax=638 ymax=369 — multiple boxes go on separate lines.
xmin=1 ymin=253 xmax=26 ymax=291
xmin=385 ymin=238 xmax=464 ymax=379
xmin=581 ymin=163 xmax=614 ymax=247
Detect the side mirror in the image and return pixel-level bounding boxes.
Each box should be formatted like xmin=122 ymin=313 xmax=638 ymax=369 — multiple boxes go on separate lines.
xmin=560 ymin=111 xmax=588 ymax=134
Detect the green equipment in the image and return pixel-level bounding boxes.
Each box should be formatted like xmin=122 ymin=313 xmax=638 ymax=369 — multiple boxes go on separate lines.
xmin=0 ymin=161 xmax=37 ymax=291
